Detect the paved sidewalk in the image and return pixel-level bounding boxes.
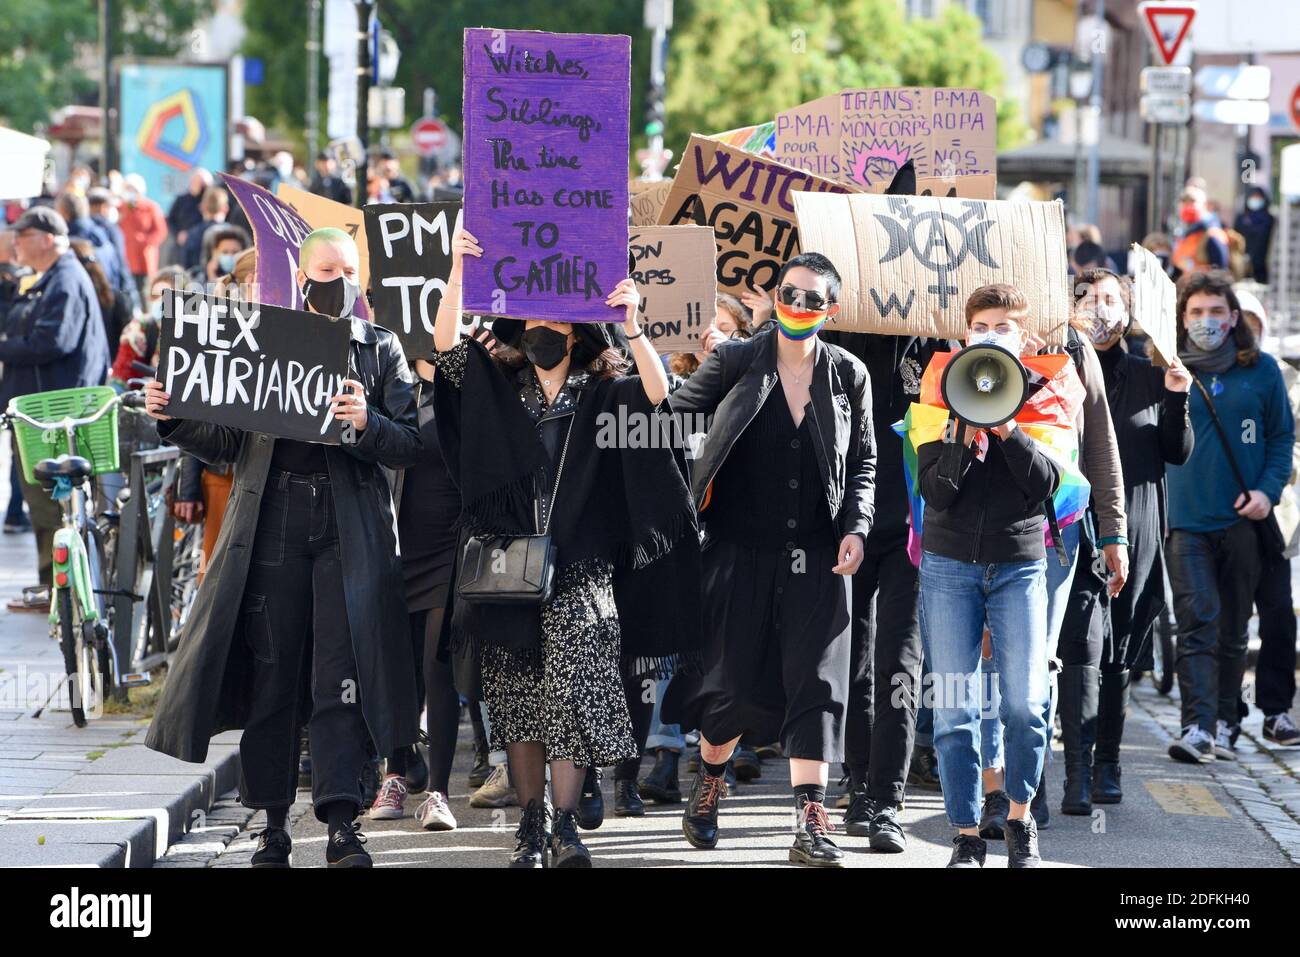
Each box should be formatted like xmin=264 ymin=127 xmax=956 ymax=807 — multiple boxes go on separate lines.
xmin=0 ymin=441 xmax=239 ymax=867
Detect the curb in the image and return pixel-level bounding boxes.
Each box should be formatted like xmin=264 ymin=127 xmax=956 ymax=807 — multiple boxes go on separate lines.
xmin=0 ymin=733 xmax=242 ymax=868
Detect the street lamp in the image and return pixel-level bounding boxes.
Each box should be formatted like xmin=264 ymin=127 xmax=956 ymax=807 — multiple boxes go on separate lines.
xmin=354 ymin=0 xmax=375 ymax=210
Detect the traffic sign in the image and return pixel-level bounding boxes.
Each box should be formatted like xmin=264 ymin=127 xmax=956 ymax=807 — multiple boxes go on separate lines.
xmin=1021 ymin=43 xmax=1055 ymax=74
xmin=1290 ymin=84 xmax=1300 ymax=131
xmin=411 ymin=117 xmax=448 ymax=156
xmin=1194 ymin=64 xmax=1270 ymax=101
xmin=1141 ymin=94 xmax=1191 ymax=125
xmin=1141 ymin=66 xmax=1191 ymax=95
xmin=1138 ymin=2 xmax=1197 ymax=67
xmin=1192 ymin=98 xmax=1269 ymax=126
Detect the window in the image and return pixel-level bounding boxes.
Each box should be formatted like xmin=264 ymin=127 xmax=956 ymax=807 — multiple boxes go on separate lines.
xmin=971 ymin=0 xmax=1007 ymax=38
xmin=907 ymin=0 xmax=936 ymax=19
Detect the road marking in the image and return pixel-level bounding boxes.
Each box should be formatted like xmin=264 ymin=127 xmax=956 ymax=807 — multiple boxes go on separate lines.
xmin=1144 ymin=780 xmax=1230 ymax=817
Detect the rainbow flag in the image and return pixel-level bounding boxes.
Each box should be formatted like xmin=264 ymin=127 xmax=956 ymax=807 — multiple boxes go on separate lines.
xmin=893 ymin=350 xmax=1091 ymax=565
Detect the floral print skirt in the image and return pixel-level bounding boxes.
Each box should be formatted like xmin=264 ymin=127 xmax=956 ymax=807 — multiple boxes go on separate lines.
xmin=479 ymin=558 xmax=637 ymax=767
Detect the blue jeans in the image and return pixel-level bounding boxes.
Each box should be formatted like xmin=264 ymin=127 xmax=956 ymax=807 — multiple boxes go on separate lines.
xmin=979 ymin=520 xmax=1080 ymax=770
xmin=646 ymin=676 xmax=685 ymax=752
xmin=919 ymin=551 xmax=1051 ymax=828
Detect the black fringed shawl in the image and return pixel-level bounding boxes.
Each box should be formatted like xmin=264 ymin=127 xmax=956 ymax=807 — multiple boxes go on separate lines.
xmin=432 ymin=337 xmax=702 ymax=675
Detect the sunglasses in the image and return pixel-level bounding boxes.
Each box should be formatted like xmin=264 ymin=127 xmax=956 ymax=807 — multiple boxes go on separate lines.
xmin=777 ymin=284 xmax=831 ymax=312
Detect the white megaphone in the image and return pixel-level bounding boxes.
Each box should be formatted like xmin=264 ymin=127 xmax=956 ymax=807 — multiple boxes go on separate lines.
xmin=940 ymin=342 xmax=1030 ymax=430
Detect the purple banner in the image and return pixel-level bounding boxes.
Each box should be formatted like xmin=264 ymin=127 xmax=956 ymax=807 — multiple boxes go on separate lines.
xmin=462 ymin=28 xmax=630 ymax=323
xmin=220 ymin=174 xmax=370 ymax=321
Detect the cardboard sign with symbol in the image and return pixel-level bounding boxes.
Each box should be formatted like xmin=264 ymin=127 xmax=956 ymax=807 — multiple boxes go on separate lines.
xmin=1129 ymin=243 xmax=1178 ymax=367
xmin=629 ymin=225 xmax=717 ymax=355
xmin=791 ymin=191 xmax=1068 ymax=343
xmin=630 ymin=179 xmax=673 ymax=226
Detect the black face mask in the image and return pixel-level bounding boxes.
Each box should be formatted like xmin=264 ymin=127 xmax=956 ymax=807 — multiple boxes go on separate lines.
xmin=302 ymin=275 xmax=359 ymax=317
xmin=521 ymin=326 xmax=570 ymax=370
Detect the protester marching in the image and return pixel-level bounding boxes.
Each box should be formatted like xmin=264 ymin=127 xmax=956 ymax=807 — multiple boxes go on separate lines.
xmin=3 ymin=8 xmax=1300 ymax=930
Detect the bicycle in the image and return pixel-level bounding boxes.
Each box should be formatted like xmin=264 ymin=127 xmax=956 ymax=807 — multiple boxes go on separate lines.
xmin=3 ymin=385 xmax=149 ymax=727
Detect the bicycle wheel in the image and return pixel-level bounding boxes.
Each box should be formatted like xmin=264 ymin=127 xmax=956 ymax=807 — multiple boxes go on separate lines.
xmin=56 ymin=589 xmax=86 ymax=728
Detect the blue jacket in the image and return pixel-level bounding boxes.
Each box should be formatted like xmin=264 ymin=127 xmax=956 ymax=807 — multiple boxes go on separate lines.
xmin=1168 ymin=353 xmax=1295 ymax=533
xmin=67 ymin=215 xmax=128 ymax=298
xmin=0 ymin=250 xmax=110 ymax=407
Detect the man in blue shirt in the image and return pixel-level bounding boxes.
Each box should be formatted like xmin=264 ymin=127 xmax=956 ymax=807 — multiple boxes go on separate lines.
xmin=1165 ymin=271 xmax=1293 ymax=763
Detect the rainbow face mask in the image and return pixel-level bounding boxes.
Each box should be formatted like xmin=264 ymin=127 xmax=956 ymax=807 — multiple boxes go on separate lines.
xmin=775 ymin=301 xmax=829 ymax=341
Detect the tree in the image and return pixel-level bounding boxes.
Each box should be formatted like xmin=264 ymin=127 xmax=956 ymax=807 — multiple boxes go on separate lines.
xmin=0 ymin=1 xmax=208 ymax=134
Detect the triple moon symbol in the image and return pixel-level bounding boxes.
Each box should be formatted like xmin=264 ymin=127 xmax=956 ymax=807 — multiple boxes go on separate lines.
xmin=874 ymin=202 xmax=1000 ymax=308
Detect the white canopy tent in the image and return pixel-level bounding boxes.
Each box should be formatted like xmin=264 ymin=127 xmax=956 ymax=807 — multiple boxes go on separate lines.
xmin=0 ymin=128 xmax=52 ymax=201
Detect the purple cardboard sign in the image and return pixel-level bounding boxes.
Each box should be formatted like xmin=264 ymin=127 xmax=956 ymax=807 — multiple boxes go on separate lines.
xmin=462 ymin=28 xmax=630 ymax=323
xmin=220 ymin=173 xmax=370 ymax=321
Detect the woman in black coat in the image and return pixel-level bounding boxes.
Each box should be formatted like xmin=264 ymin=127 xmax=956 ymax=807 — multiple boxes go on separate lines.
xmin=142 ymin=228 xmax=422 ymax=868
xmin=429 ymin=228 xmax=699 ymax=868
xmin=1056 ymin=267 xmax=1192 ymax=815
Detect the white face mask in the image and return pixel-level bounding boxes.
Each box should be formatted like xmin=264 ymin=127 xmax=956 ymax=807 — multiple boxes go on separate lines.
xmin=1247 ymin=197 xmax=1266 ymax=211
xmin=968 ymin=329 xmax=1019 ymax=353
xmin=1083 ymin=302 xmax=1126 ymax=344
xmin=150 ymin=298 xmax=165 ymax=321
xmin=1187 ymin=317 xmax=1232 ymax=351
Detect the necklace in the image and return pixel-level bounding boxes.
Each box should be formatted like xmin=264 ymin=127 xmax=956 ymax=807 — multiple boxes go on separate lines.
xmin=777 ymin=353 xmax=814 ymax=386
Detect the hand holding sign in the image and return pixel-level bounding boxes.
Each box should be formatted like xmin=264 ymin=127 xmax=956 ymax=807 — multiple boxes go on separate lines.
xmin=606 ymin=277 xmax=641 ymax=331
xmin=329 ymin=379 xmax=369 ymax=435
xmin=143 ymin=379 xmax=172 ymax=421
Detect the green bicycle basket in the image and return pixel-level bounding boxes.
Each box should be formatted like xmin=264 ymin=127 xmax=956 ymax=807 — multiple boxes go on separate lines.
xmin=10 ymin=386 xmax=120 ymax=485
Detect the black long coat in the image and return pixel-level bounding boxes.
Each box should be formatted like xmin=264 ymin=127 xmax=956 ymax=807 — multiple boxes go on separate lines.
xmin=144 ymin=319 xmax=423 ymax=762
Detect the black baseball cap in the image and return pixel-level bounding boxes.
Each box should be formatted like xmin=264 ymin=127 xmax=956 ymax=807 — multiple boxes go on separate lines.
xmin=13 ymin=206 xmax=68 ymax=237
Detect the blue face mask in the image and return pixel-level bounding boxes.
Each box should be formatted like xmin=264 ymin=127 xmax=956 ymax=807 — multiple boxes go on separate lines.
xmin=217 ymin=252 xmax=237 ymax=275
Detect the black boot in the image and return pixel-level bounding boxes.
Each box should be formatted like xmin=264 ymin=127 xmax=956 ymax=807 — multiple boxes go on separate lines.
xmin=1059 ymin=664 xmax=1100 ymax=816
xmin=577 ymin=767 xmax=604 ymax=830
xmin=509 ymin=799 xmax=548 ymax=868
xmin=1092 ymin=670 xmax=1130 ymax=805
xmin=613 ymin=777 xmax=645 ymax=817
xmin=639 ymin=749 xmax=682 ymax=804
xmin=681 ymin=769 xmax=727 ymax=849
xmin=550 ymin=808 xmax=593 ymax=868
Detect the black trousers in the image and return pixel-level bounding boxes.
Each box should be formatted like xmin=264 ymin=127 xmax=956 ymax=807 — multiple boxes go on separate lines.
xmin=1168 ymin=522 xmax=1261 ymax=734
xmin=237 ymin=470 xmax=371 ymax=822
xmin=1254 ymin=551 xmax=1297 ymax=717
xmin=845 ymin=538 xmax=922 ymax=806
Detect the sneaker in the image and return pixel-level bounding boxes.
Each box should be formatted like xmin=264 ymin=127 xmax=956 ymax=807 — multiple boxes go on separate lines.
xmin=613 ymin=778 xmax=645 ymax=817
xmin=1214 ymin=721 xmax=1238 ymax=760
xmin=325 ymin=821 xmax=371 ymax=868
xmin=733 ymin=747 xmax=761 ymax=782
xmin=367 ymin=773 xmax=408 ymax=820
xmin=978 ymin=790 xmax=1010 ymax=841
xmin=469 ymin=764 xmax=518 ymax=808
xmin=577 ymin=767 xmax=604 ymax=830
xmin=5 ymin=595 xmax=49 ymax=613
xmin=550 ymin=808 xmax=593 ymax=868
xmin=510 ymin=800 xmax=547 ymax=868
xmin=681 ymin=770 xmax=727 ymax=849
xmin=947 ymin=833 xmax=987 ymax=868
xmin=907 ymin=745 xmax=942 ymax=791
xmin=250 ymin=827 xmax=292 ymax=868
xmin=842 ymin=783 xmax=874 ymax=837
xmin=1005 ymin=816 xmax=1040 ymax=868
xmin=1263 ymin=713 xmax=1300 ymax=747
xmin=3 ymin=518 xmax=32 ymax=534
xmin=789 ymin=799 xmax=844 ymax=867
xmin=868 ymin=803 xmax=907 ymax=854
xmin=1168 ymin=725 xmax=1215 ymax=764
xmin=415 ymin=790 xmax=457 ymax=831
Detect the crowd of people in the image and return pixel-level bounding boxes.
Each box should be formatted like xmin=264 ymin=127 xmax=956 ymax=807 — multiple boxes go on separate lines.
xmin=3 ymin=155 xmax=1298 ymax=871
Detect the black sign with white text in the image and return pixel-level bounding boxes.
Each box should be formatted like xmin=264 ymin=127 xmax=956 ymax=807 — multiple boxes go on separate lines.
xmin=157 ymin=289 xmax=351 ymax=444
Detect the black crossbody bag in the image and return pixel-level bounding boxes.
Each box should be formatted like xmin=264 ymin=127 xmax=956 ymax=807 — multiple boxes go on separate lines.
xmin=1191 ymin=373 xmax=1287 ymax=557
xmin=456 ymin=412 xmax=575 ymax=605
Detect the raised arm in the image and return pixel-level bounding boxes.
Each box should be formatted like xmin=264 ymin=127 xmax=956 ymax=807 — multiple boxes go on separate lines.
xmin=607 ymin=277 xmax=668 ymax=406
xmin=434 ymin=228 xmax=480 ymax=355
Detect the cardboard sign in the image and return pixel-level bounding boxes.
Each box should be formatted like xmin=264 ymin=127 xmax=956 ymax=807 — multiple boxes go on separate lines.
xmin=791 ymin=191 xmax=1068 ymax=343
xmin=364 ymin=202 xmax=464 ymax=358
xmin=277 ymin=182 xmax=371 ymax=300
xmin=775 ymin=88 xmax=997 ymax=192
xmin=709 ymin=121 xmax=777 ymax=157
xmin=157 ymin=289 xmax=352 ymax=444
xmin=221 ymin=174 xmax=371 ymax=321
xmin=657 ymin=134 xmax=855 ymax=295
xmin=629 ymin=225 xmax=718 ymax=354
xmin=461 ymin=28 xmax=631 ymax=323
xmin=1129 ymin=243 xmax=1177 ymax=366
xmin=629 ymin=179 xmax=673 ymax=226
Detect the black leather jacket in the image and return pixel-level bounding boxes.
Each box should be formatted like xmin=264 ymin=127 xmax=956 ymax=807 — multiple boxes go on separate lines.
xmin=669 ymin=323 xmax=876 ymax=541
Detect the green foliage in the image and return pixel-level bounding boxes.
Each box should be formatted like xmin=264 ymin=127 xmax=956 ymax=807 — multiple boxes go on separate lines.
xmin=0 ymin=0 xmax=207 ymax=134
